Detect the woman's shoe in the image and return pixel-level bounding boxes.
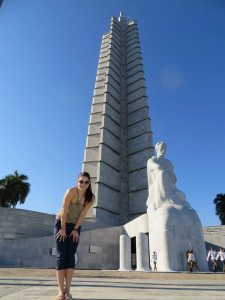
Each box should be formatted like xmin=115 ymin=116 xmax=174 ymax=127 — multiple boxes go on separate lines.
xmin=55 ymin=293 xmax=65 ymax=300
xmin=65 ymin=293 xmax=73 ymax=300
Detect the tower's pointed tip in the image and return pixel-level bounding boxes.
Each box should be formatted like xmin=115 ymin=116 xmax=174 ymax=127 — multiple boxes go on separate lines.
xmin=118 ymin=11 xmax=126 ymax=22
xmin=119 ymin=12 xmax=125 ymax=18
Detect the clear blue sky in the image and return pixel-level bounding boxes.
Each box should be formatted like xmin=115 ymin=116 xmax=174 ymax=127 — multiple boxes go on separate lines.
xmin=0 ymin=0 xmax=224 ymax=226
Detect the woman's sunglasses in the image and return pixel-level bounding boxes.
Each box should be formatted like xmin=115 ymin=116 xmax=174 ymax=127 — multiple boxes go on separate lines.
xmin=78 ymin=180 xmax=90 ymax=185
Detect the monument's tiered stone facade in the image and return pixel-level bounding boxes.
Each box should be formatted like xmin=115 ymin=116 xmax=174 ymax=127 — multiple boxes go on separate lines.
xmin=83 ymin=13 xmax=154 ymax=225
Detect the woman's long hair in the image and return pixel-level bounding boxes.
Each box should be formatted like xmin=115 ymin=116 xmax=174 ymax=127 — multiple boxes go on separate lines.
xmin=78 ymin=171 xmax=94 ymax=204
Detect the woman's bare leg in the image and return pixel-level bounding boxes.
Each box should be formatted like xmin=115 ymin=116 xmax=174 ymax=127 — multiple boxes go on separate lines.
xmin=65 ymin=268 xmax=74 ymax=293
xmin=56 ymin=270 xmax=66 ymax=295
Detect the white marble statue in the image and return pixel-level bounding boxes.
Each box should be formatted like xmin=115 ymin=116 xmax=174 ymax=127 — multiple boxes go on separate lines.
xmin=147 ymin=142 xmax=208 ymax=272
xmin=147 ymin=142 xmax=191 ymax=210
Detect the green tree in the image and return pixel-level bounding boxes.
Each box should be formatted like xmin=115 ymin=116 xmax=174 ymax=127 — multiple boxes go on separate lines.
xmin=214 ymin=193 xmax=225 ymax=225
xmin=0 ymin=171 xmax=30 ymax=208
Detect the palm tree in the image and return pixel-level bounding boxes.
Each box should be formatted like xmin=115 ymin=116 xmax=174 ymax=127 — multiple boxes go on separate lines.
xmin=214 ymin=194 xmax=225 ymax=225
xmin=0 ymin=179 xmax=10 ymax=207
xmin=0 ymin=171 xmax=30 ymax=208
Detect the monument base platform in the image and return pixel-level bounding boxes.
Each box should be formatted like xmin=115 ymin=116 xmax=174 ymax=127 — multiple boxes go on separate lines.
xmin=148 ymin=203 xmax=208 ymax=272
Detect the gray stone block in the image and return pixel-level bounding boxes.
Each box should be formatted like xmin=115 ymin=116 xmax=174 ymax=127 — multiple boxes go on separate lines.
xmin=106 ymin=84 xmax=120 ymax=100
xmin=128 ymin=119 xmax=151 ymax=139
xmin=3 ymin=233 xmax=15 ymax=239
xmin=94 ymin=86 xmax=105 ymax=96
xmin=104 ymin=103 xmax=120 ymax=124
xmin=127 ymin=58 xmax=142 ymax=71
xmin=127 ymin=71 xmax=144 ymax=85
xmin=97 ymin=68 xmax=106 ymax=75
xmin=109 ymin=46 xmax=121 ymax=60
xmin=128 ymin=107 xmax=149 ymax=126
xmin=106 ymin=74 xmax=120 ymax=92
xmin=127 ymin=96 xmax=148 ymax=114
xmin=84 ymin=147 xmax=99 ymax=161
xmin=98 ymin=162 xmax=120 ymax=190
xmin=102 ymin=115 xmax=120 ymax=138
xmin=127 ymin=48 xmax=141 ymax=60
xmin=106 ymin=66 xmax=120 ymax=82
xmin=127 ymin=52 xmax=141 ymax=67
xmin=108 ymin=59 xmax=120 ymax=75
xmin=128 ymin=148 xmax=152 ymax=171
xmin=89 ymin=246 xmax=102 ymax=253
xmin=105 ymin=93 xmax=120 ymax=112
xmin=108 ymin=55 xmax=121 ymax=70
xmin=99 ymin=144 xmax=120 ymax=170
xmin=127 ymin=39 xmax=140 ymax=51
xmin=98 ymin=56 xmax=108 ymax=65
xmin=96 ymin=75 xmax=106 ymax=84
xmin=100 ymin=129 xmax=121 ymax=153
xmin=111 ymin=29 xmax=121 ymax=40
xmin=93 ymin=95 xmax=105 ymax=104
xmin=127 ymin=37 xmax=139 ymax=48
xmin=94 ymin=207 xmax=120 ymax=226
xmin=95 ymin=80 xmax=105 ymax=90
xmin=88 ymin=122 xmax=101 ymax=135
xmin=86 ymin=134 xmax=101 ymax=147
xmin=129 ymin=168 xmax=148 ymax=192
xmin=127 ymin=87 xmax=146 ymax=103
xmin=89 ymin=112 xmax=102 ymax=123
xmin=82 ymin=161 xmax=98 ymax=177
xmin=127 ymin=79 xmax=145 ymax=94
xmin=127 ymin=30 xmax=138 ymax=39
xmin=96 ymin=183 xmax=120 ymax=213
xmin=91 ymin=103 xmax=104 ymax=114
xmin=129 ymin=189 xmax=148 ymax=214
xmin=127 ymin=64 xmax=144 ymax=78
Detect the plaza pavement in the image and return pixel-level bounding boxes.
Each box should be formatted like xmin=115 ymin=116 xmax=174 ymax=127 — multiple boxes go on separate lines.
xmin=0 ymin=269 xmax=224 ymax=300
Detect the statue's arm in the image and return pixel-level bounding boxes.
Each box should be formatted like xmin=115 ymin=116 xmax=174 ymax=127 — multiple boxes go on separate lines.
xmin=147 ymin=158 xmax=156 ymax=184
xmin=167 ymin=159 xmax=177 ymax=183
xmin=146 ymin=158 xmax=157 ymax=209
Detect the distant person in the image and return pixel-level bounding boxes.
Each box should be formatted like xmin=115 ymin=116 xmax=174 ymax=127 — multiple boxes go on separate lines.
xmin=54 ymin=172 xmax=95 ymax=300
xmin=187 ymin=250 xmax=199 ymax=272
xmin=186 ymin=249 xmax=191 ymax=270
xmin=152 ymin=251 xmax=157 ymax=271
xmin=216 ymin=247 xmax=225 ymax=272
xmin=207 ymin=247 xmax=218 ymax=272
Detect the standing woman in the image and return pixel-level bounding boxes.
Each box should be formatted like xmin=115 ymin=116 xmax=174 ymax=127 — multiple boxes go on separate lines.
xmin=54 ymin=172 xmax=95 ymax=300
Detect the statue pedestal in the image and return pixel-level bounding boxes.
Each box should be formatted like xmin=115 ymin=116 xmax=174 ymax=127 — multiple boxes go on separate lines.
xmin=147 ymin=203 xmax=208 ymax=272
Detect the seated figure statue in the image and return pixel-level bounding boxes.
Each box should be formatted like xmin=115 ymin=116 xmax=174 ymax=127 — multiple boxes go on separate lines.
xmin=147 ymin=142 xmax=191 ymax=210
xmin=146 ymin=142 xmax=208 ymax=272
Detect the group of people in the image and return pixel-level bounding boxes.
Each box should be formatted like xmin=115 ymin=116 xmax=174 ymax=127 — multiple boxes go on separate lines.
xmin=207 ymin=247 xmax=225 ymax=272
xmin=186 ymin=247 xmax=225 ymax=272
xmin=152 ymin=248 xmax=225 ymax=273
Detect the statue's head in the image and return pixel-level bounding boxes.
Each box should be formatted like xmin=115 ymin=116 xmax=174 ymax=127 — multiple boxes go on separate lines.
xmin=155 ymin=142 xmax=167 ymax=157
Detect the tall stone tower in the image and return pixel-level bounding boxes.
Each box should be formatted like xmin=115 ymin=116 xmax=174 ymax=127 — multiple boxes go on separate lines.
xmin=83 ymin=13 xmax=154 ymax=225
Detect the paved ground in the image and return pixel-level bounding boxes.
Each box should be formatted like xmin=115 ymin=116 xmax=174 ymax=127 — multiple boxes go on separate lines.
xmin=0 ymin=269 xmax=225 ymax=300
